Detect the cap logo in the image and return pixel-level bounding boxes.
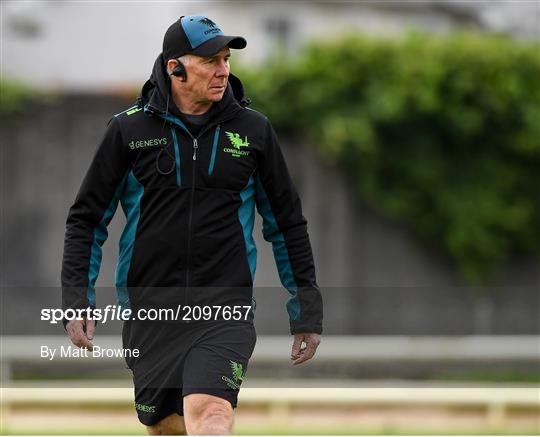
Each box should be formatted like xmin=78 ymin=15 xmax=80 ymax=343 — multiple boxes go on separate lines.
xmin=181 ymin=15 xmax=224 ymax=49
xmin=199 ymin=17 xmax=221 ymax=36
xmin=199 ymin=18 xmax=217 ymax=28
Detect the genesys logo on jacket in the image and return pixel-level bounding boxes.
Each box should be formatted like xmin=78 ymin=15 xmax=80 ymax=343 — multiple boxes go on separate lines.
xmin=128 ymin=137 xmax=168 ymax=150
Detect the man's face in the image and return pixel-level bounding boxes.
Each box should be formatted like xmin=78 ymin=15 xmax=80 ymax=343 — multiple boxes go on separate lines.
xmin=184 ymin=48 xmax=231 ymax=103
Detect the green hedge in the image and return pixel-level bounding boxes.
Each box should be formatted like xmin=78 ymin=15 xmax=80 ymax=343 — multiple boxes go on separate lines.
xmin=238 ymin=32 xmax=540 ymax=284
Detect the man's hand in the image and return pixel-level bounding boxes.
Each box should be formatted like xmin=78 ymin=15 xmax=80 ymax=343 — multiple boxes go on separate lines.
xmin=291 ymin=332 xmax=321 ymax=365
xmin=66 ymin=318 xmax=95 ymax=350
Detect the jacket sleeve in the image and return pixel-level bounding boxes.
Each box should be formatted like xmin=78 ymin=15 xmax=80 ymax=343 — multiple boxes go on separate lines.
xmin=255 ymin=119 xmax=323 ymax=334
xmin=61 ymin=117 xmax=129 ymax=313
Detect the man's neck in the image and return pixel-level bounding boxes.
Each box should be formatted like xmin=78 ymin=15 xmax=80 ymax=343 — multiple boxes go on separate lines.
xmin=172 ymin=90 xmax=212 ymax=115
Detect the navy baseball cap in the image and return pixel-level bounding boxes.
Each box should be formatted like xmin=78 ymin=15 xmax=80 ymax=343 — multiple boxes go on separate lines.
xmin=163 ymin=15 xmax=247 ymax=61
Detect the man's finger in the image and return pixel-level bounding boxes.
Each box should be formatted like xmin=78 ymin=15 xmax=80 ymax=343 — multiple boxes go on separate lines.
xmin=293 ymin=337 xmax=320 ymax=365
xmin=291 ymin=334 xmax=304 ymax=358
xmin=85 ymin=319 xmax=96 ymax=340
xmin=67 ymin=320 xmax=94 ymax=350
xmin=67 ymin=320 xmax=85 ymax=339
xmin=72 ymin=335 xmax=94 ymax=350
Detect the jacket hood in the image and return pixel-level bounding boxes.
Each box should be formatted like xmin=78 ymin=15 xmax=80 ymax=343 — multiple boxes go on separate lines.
xmin=138 ymin=54 xmax=250 ymax=120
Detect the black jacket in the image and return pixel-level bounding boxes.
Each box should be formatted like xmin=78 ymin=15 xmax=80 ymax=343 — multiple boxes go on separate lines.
xmin=61 ymin=55 xmax=323 ymax=334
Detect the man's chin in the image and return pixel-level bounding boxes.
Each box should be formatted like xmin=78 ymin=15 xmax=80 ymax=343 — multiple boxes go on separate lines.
xmin=208 ymin=88 xmax=226 ymax=102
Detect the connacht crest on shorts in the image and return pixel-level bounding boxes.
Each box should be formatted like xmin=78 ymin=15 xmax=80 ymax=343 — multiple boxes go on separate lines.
xmin=229 ymin=360 xmax=244 ymax=382
xmin=222 ymin=360 xmax=245 ymax=389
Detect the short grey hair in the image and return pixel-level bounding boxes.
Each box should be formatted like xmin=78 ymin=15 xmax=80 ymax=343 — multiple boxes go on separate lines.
xmin=167 ymin=54 xmax=192 ymax=75
xmin=178 ymin=54 xmax=192 ymax=65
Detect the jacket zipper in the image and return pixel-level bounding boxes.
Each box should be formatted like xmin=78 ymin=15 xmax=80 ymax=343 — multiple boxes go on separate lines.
xmin=185 ymin=137 xmax=198 ymax=290
xmin=184 ymin=122 xmax=221 ymax=291
xmin=151 ymin=106 xmax=242 ymax=297
xmin=183 ymin=121 xmax=229 ymax=295
xmin=163 ymin=116 xmax=233 ymax=291
xmin=178 ymin=126 xmax=212 ymax=291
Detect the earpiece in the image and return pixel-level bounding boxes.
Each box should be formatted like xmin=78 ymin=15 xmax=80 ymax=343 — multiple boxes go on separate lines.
xmin=170 ymin=61 xmax=187 ymax=82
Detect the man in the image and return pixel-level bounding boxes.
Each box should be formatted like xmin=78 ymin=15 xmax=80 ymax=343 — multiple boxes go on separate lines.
xmin=62 ymin=15 xmax=323 ymax=435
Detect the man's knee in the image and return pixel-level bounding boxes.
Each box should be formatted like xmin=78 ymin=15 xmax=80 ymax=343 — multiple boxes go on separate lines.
xmin=146 ymin=413 xmax=186 ymax=435
xmin=184 ymin=394 xmax=233 ymax=434
xmin=200 ymin=401 xmax=233 ymax=422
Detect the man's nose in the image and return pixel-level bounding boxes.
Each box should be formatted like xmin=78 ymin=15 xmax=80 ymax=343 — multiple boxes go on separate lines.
xmin=215 ymin=60 xmax=229 ymax=77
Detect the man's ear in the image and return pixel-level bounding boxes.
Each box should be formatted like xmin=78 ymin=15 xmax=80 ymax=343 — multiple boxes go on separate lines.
xmin=166 ymin=59 xmax=176 ymax=76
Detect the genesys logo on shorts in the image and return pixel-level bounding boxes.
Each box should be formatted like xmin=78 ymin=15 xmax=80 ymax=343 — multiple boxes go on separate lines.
xmin=135 ymin=402 xmax=156 ymax=414
xmin=222 ymin=360 xmax=245 ymax=390
xmin=41 ymin=304 xmax=253 ymax=324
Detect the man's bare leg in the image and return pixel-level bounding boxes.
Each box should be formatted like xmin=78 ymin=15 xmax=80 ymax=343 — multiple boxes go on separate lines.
xmin=146 ymin=413 xmax=186 ymax=435
xmin=183 ymin=393 xmax=234 ymax=435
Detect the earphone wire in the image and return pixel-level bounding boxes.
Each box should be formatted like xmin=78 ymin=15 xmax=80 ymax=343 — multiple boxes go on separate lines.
xmin=155 ymin=86 xmax=176 ymax=175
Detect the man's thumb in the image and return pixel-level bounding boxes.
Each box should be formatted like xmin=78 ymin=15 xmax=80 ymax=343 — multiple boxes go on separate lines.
xmin=86 ymin=319 xmax=96 ymax=340
xmin=291 ymin=335 xmax=303 ymax=357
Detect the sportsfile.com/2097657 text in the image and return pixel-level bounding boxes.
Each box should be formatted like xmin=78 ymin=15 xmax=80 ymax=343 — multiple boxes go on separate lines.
xmin=41 ymin=305 xmax=253 ymax=324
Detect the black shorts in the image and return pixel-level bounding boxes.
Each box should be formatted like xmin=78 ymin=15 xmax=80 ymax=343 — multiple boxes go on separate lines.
xmin=122 ymin=319 xmax=257 ymax=426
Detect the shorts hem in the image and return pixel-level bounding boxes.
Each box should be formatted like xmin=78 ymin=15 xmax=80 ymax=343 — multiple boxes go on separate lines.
xmin=182 ymin=388 xmax=239 ymax=409
xmin=137 ymin=406 xmax=183 ymax=426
